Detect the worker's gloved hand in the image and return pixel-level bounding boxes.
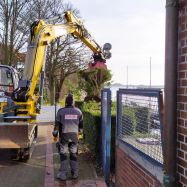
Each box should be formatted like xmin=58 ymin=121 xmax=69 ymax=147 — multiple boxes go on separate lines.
xmin=52 ymin=130 xmax=58 ymax=137
xmin=78 ymin=129 xmax=83 ymax=140
xmin=52 ymin=130 xmax=58 ymax=141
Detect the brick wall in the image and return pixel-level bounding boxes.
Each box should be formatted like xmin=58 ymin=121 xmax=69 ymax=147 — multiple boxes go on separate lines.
xmin=177 ymin=1 xmax=187 ymax=186
xmin=115 ymin=147 xmax=161 ymax=187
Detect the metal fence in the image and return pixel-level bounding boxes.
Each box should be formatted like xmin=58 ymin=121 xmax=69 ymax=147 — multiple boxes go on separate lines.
xmin=117 ymin=89 xmax=164 ymax=165
xmin=101 ymin=88 xmax=111 ymax=183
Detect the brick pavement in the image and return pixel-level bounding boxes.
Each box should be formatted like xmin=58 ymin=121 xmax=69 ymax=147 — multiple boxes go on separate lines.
xmin=44 ymin=125 xmax=106 ymax=187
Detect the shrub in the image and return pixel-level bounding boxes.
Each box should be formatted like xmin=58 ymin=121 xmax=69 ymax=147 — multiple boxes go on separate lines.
xmin=78 ymin=68 xmax=112 ymax=101
xmin=122 ymin=115 xmax=134 ymax=135
xmin=122 ymin=106 xmax=136 ymax=136
xmin=75 ymin=101 xmax=84 ymax=110
xmin=83 ymin=101 xmax=101 ymax=111
xmin=83 ymin=110 xmax=101 ymax=160
xmin=82 ymin=101 xmax=116 ymax=171
xmin=134 ymin=106 xmax=149 ymax=133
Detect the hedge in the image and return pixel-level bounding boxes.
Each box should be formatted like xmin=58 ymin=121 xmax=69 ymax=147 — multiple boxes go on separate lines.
xmin=83 ymin=110 xmax=101 ymax=160
xmin=134 ymin=106 xmax=149 ymax=133
xmin=82 ymin=102 xmax=116 ymax=171
xmin=122 ymin=106 xmax=136 ymax=135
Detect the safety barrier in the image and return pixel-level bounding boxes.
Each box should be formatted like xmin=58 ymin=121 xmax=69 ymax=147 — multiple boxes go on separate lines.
xmin=101 ymin=88 xmax=111 ymax=184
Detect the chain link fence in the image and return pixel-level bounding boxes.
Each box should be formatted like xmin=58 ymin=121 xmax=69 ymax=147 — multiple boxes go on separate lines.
xmin=117 ymin=89 xmax=163 ymax=164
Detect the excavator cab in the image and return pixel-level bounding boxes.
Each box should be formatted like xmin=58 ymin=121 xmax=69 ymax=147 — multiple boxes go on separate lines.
xmin=0 ymin=65 xmax=19 ymax=114
xmin=0 ymin=65 xmax=19 ymax=94
xmin=0 ymin=65 xmax=36 ymax=160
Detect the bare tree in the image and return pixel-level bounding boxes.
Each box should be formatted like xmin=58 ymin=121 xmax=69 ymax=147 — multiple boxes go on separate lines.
xmin=31 ymin=0 xmax=90 ymax=104
xmin=0 ymin=0 xmax=32 ymax=65
xmin=46 ymin=35 xmax=91 ymax=104
xmin=0 ymin=0 xmax=67 ymax=65
xmin=28 ymin=0 xmax=90 ymax=104
xmin=0 ymin=0 xmax=92 ymax=104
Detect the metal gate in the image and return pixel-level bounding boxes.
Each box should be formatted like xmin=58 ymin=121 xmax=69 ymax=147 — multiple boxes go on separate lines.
xmin=116 ymin=88 xmax=164 ymax=183
xmin=101 ymin=88 xmax=111 ymax=184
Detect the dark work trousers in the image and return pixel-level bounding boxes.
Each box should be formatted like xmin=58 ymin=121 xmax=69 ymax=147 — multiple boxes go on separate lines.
xmin=59 ymin=141 xmax=78 ymax=161
xmin=58 ymin=135 xmax=79 ymax=178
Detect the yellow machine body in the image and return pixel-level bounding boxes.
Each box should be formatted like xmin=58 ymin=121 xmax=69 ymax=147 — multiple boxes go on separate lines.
xmin=0 ymin=11 xmax=111 ymax=155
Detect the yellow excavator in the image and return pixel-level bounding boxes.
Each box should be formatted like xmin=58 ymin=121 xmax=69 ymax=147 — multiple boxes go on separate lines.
xmin=0 ymin=11 xmax=111 ymax=160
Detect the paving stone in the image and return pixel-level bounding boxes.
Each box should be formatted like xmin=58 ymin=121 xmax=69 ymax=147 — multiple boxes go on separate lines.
xmin=0 ymin=119 xmax=107 ymax=187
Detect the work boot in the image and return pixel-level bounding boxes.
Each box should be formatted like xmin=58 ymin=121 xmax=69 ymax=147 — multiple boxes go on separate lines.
xmin=57 ymin=160 xmax=68 ymax=181
xmin=70 ymin=160 xmax=78 ymax=179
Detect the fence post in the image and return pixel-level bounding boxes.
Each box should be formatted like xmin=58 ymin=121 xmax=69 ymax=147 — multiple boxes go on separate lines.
xmin=101 ymin=90 xmax=104 ymax=169
xmin=101 ymin=89 xmax=111 ymax=184
xmin=116 ymin=91 xmax=122 ymax=138
xmin=105 ymin=89 xmax=111 ymax=184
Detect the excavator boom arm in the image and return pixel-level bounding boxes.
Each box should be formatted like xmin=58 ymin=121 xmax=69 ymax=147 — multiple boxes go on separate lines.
xmin=64 ymin=11 xmax=103 ymax=55
xmin=20 ymin=11 xmax=109 ymax=101
xmin=12 ymin=10 xmax=111 ymax=119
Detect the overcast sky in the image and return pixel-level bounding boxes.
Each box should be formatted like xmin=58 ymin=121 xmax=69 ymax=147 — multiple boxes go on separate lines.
xmin=65 ymin=0 xmax=165 ymax=86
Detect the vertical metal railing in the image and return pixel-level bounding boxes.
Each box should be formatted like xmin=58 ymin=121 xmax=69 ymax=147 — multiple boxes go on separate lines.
xmin=101 ymin=88 xmax=111 ymax=184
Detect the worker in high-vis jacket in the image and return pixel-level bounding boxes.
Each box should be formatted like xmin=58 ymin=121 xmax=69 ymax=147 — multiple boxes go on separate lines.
xmin=53 ymin=93 xmax=83 ymax=180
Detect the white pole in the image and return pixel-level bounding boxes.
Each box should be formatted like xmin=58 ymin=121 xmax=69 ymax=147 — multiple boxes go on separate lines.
xmin=150 ymin=57 xmax=152 ymax=88
xmin=127 ymin=65 xmax=128 ymax=88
